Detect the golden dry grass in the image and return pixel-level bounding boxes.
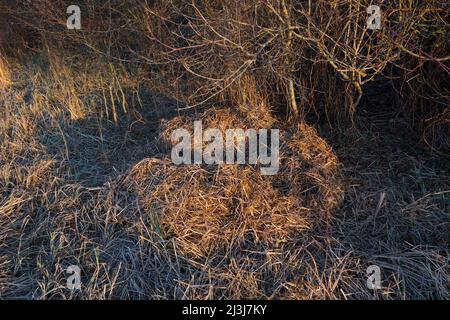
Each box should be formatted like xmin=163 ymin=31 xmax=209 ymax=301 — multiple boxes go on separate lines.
xmin=0 ymin=0 xmax=448 ymax=300
xmin=118 ymin=107 xmax=344 ymax=298
xmin=0 ymin=55 xmax=12 ymax=88
xmin=0 ymin=61 xmax=448 ymax=299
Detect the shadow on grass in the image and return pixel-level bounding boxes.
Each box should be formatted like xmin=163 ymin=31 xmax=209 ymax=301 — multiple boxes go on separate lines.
xmin=38 ymin=89 xmax=188 ymax=187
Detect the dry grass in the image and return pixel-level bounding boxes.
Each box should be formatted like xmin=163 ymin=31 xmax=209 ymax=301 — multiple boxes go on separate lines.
xmin=0 ymin=0 xmax=448 ymax=300
xmin=119 ymin=107 xmax=343 ymax=298
xmin=0 ymin=61 xmax=448 ymax=299
xmin=0 ymin=54 xmax=12 ymax=88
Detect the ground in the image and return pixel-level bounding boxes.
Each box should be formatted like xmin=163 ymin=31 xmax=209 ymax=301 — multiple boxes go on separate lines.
xmin=0 ymin=61 xmax=448 ymax=299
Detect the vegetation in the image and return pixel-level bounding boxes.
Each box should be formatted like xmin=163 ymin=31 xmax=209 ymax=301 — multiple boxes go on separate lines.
xmin=0 ymin=0 xmax=448 ymax=299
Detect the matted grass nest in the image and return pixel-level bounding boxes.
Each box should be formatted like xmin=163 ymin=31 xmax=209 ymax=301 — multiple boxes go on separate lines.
xmin=121 ymin=105 xmax=344 ymax=298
